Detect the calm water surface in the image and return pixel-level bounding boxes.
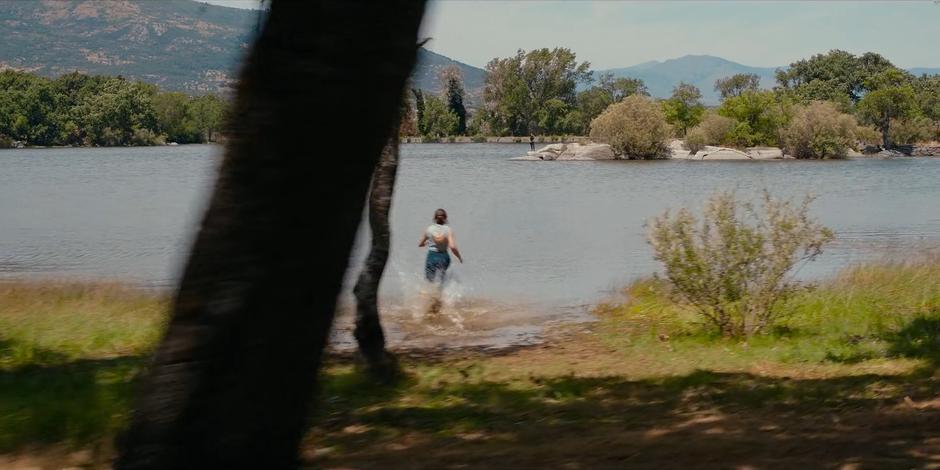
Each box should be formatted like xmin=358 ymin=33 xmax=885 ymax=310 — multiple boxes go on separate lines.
xmin=2 ymin=144 xmax=938 ymax=346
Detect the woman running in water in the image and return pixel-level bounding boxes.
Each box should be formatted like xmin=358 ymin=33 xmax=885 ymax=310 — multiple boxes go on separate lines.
xmin=419 ymin=208 xmax=463 ymax=284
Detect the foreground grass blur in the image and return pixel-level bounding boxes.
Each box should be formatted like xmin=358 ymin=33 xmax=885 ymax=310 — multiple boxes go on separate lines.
xmin=0 ymin=282 xmax=166 ymax=457
xmin=1 ymin=259 xmax=938 ymax=467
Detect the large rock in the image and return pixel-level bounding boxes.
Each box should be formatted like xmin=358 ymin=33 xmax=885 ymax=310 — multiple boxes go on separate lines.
xmin=514 ymin=142 xmax=616 ymax=161
xmin=873 ymin=149 xmax=908 ymax=158
xmin=913 ymin=144 xmax=940 ymax=156
xmin=669 ymin=139 xmax=690 ymax=159
xmin=746 ymin=147 xmax=784 ymax=160
xmin=690 ymin=146 xmax=751 ymax=160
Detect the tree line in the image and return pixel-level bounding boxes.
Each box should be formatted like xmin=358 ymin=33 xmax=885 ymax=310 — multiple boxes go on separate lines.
xmin=0 ymin=70 xmax=228 ymax=148
xmin=400 ymin=48 xmax=940 ymax=153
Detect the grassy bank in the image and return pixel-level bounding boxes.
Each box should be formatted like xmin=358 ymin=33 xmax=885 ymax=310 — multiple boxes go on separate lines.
xmin=0 ymin=282 xmax=166 ymax=465
xmin=1 ymin=259 xmax=938 ymax=468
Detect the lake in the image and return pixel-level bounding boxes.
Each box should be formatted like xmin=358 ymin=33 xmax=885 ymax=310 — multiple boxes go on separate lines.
xmin=2 ymin=144 xmax=939 ymax=347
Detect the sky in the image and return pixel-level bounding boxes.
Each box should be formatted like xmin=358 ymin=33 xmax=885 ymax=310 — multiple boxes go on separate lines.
xmin=201 ymin=0 xmax=940 ymax=69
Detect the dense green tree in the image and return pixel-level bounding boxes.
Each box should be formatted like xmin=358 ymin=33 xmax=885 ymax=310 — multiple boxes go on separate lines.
xmin=420 ymin=95 xmax=458 ymax=137
xmin=662 ymin=82 xmax=705 ymax=137
xmin=190 ymin=94 xmax=227 ymax=142
xmin=0 ymin=71 xmax=60 ymax=145
xmin=597 ymin=72 xmax=648 ymax=101
xmin=781 ymin=78 xmax=853 ymax=111
xmin=154 ymin=92 xmax=200 ymax=143
xmin=715 ymin=73 xmax=760 ymax=100
xmin=912 ymin=74 xmax=940 ymax=140
xmin=776 ymin=50 xmax=895 ymax=103
xmin=482 ymin=47 xmax=591 ymax=135
xmin=857 ymin=85 xmax=918 ymax=148
xmin=0 ymin=69 xmax=230 ymax=146
xmin=411 ymin=88 xmax=426 ymax=135
xmin=718 ymin=90 xmax=791 ymax=147
xmin=73 ymin=77 xmax=160 ymax=146
xmin=439 ymin=66 xmax=467 ymax=135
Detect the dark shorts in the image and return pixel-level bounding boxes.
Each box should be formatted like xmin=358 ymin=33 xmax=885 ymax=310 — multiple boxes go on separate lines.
xmin=425 ymin=251 xmax=451 ymax=283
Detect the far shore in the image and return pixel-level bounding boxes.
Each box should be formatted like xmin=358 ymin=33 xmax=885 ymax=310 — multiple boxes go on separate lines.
xmin=401 ymin=135 xmax=590 ymax=144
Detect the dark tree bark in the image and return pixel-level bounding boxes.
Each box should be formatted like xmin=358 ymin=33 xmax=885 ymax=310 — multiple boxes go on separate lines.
xmin=115 ymin=1 xmax=426 ymax=468
xmin=353 ymin=136 xmax=400 ymax=380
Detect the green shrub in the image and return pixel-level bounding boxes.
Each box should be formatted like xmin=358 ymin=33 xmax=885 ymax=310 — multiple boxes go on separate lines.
xmin=648 ymin=191 xmax=834 ymax=337
xmin=130 ymin=127 xmax=165 ymax=146
xmin=685 ymin=127 xmax=707 ymax=153
xmin=889 ymin=116 xmax=933 ymax=145
xmin=696 ymin=111 xmax=736 ymax=146
xmin=589 ymin=95 xmax=672 ymax=159
xmin=0 ymin=134 xmax=12 ymax=148
xmin=470 ymin=135 xmax=486 ymax=143
xmin=783 ymin=101 xmax=858 ymax=159
xmin=854 ymin=125 xmax=882 ymax=147
xmin=718 ymin=90 xmax=790 ymax=147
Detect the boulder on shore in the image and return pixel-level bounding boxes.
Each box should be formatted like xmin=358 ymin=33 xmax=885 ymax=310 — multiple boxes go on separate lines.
xmin=681 ymin=145 xmax=785 ymax=160
xmin=746 ymin=147 xmax=784 ymax=160
xmin=669 ymin=139 xmax=690 ymax=159
xmin=513 ymin=142 xmax=616 ymax=161
xmin=913 ymin=144 xmax=940 ymax=156
xmin=690 ymin=146 xmax=751 ymax=160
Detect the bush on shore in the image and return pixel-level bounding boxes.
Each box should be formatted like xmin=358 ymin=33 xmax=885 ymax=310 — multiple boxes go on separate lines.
xmin=783 ymin=101 xmax=859 ymax=159
xmin=648 ymin=191 xmax=834 ymax=337
xmin=589 ymin=95 xmax=672 ymax=159
xmin=889 ymin=116 xmax=934 ymax=146
xmin=685 ymin=111 xmax=736 ymax=152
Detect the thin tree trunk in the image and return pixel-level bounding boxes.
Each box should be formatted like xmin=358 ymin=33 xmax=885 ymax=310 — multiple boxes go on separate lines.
xmin=353 ymin=136 xmax=400 ymax=380
xmin=115 ymin=1 xmax=425 ymax=468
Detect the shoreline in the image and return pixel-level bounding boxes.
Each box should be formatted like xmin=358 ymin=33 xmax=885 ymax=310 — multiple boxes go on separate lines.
xmin=2 ymin=255 xmax=939 ymax=467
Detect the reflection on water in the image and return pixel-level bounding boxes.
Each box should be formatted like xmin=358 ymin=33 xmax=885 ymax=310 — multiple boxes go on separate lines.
xmin=2 ymin=144 xmax=939 ymax=346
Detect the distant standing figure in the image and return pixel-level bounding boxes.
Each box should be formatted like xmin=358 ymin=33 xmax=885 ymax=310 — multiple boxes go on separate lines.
xmin=419 ymin=208 xmax=463 ymax=283
xmin=529 ymin=135 xmax=535 ymax=151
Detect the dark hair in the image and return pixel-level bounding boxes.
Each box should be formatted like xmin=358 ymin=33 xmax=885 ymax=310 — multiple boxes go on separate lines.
xmin=434 ymin=208 xmax=448 ymax=224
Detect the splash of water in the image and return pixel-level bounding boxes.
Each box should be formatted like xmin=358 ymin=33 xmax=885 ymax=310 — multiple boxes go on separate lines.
xmin=389 ymin=261 xmax=471 ymax=333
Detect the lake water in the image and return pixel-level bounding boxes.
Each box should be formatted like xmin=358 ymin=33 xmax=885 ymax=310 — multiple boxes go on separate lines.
xmin=2 ymin=144 xmax=939 ymax=347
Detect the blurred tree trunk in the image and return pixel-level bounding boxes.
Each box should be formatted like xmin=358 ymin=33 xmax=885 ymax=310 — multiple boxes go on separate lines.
xmin=353 ymin=136 xmax=400 ymax=380
xmin=115 ymin=1 xmax=425 ymax=468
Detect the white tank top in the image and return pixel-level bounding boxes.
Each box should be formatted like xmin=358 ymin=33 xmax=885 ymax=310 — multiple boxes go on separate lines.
xmin=426 ymin=224 xmax=450 ymax=252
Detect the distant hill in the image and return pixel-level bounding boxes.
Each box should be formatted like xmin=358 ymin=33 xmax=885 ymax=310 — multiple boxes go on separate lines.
xmin=0 ymin=0 xmax=257 ymax=93
xmin=414 ymin=48 xmax=486 ymax=104
xmin=596 ymin=55 xmax=779 ymax=105
xmin=0 ymin=0 xmax=486 ymax=98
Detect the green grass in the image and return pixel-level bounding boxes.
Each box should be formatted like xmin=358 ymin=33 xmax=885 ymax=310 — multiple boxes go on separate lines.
xmin=0 ymin=282 xmax=166 ymax=453
xmin=596 ymin=257 xmax=940 ymax=370
xmin=1 ymin=260 xmax=939 ymax=467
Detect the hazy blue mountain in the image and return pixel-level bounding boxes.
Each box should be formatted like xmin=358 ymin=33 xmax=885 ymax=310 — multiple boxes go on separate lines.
xmin=910 ymin=67 xmax=940 ymax=77
xmin=596 ymin=55 xmax=779 ymax=105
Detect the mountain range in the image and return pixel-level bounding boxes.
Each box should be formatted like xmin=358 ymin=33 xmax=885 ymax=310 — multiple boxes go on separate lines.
xmin=0 ymin=0 xmax=935 ymax=105
xmin=596 ymin=55 xmax=778 ymax=105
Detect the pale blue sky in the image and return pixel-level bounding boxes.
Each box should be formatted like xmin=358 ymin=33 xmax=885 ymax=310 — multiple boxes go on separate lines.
xmin=202 ymin=1 xmax=940 ymax=69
